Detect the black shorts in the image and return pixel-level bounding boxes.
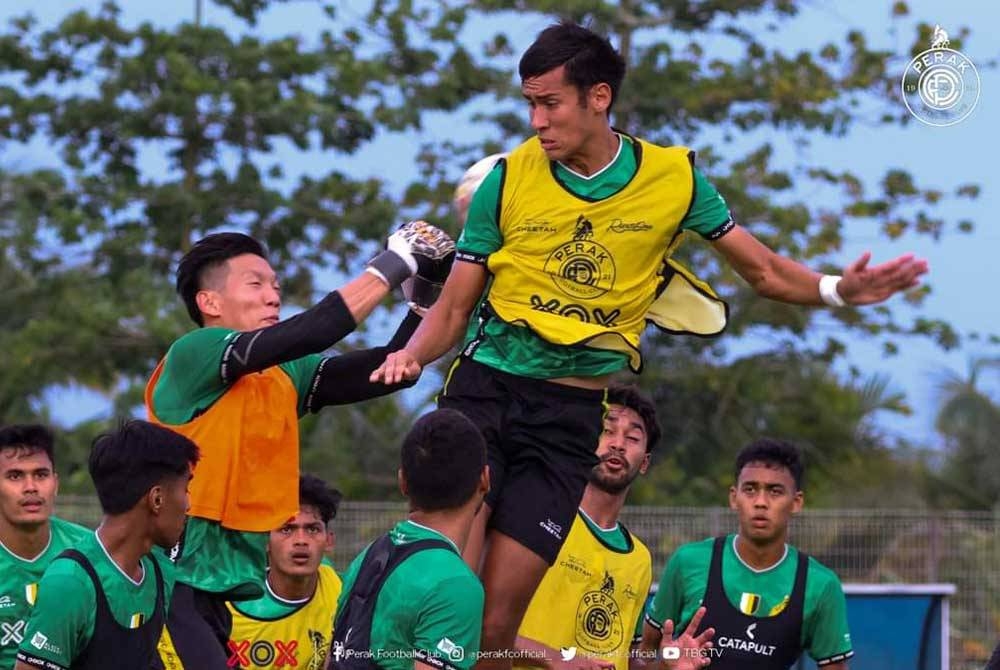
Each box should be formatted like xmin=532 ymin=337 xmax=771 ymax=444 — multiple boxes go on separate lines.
xmin=158 ymin=583 xmax=233 ymax=670
xmin=438 ymin=356 xmax=607 ymax=565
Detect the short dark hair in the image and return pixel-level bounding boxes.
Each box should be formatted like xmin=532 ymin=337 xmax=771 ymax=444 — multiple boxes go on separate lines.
xmin=175 ymin=233 xmax=267 ymax=326
xmin=606 ymin=384 xmax=661 ymax=453
xmin=401 ymin=409 xmax=486 ymax=512
xmin=519 ymin=21 xmax=627 ymax=112
xmin=0 ymin=424 xmax=56 ymax=470
xmin=89 ymin=420 xmax=200 ymax=515
xmin=734 ymin=439 xmax=804 ymax=490
xmin=300 ymin=473 xmax=342 ymax=525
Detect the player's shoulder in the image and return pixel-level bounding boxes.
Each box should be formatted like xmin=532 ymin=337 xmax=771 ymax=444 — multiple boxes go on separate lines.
xmin=430 ymin=569 xmax=484 ymax=608
xmin=802 ymin=553 xmax=844 ymax=589
xmin=673 ymin=536 xmax=716 ymax=561
xmin=167 ymin=327 xmax=237 ymax=358
xmin=660 ymin=537 xmax=714 ymax=577
xmin=50 ymin=517 xmax=91 ymax=543
xmin=319 ymin=562 xmax=342 ymax=588
xmin=45 ymin=518 xmax=92 ymax=559
xmin=404 ymin=544 xmax=478 ymax=587
xmin=42 ymin=541 xmax=98 ymax=586
xmin=629 ymin=134 xmax=692 ymax=157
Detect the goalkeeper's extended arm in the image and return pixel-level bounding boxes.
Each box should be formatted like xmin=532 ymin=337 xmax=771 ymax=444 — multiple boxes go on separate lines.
xmin=220 ymin=221 xmax=453 ymax=385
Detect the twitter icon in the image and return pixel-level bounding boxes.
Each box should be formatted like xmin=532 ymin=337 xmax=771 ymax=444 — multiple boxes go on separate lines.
xmin=560 ymin=647 xmax=577 ymax=661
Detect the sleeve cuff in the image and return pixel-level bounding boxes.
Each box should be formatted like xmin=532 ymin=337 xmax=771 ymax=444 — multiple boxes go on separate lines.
xmin=702 ymin=217 xmax=736 ymax=241
xmin=413 ymin=648 xmax=466 ymax=670
xmin=815 ymin=649 xmax=854 ymax=666
xmin=644 ymin=613 xmax=663 ymax=631
xmin=455 ymin=250 xmax=488 ymax=265
xmin=16 ymin=651 xmax=69 ymax=670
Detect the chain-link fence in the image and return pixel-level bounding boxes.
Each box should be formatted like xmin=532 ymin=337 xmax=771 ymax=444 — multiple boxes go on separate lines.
xmin=58 ymin=498 xmax=999 ymax=667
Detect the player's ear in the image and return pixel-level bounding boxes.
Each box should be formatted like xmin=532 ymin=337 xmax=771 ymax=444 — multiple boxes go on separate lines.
xmin=588 ymin=82 xmax=612 ymax=114
xmin=792 ymin=490 xmax=804 ymax=515
xmin=196 ymin=289 xmax=222 ymax=320
xmin=479 ymin=465 xmax=491 ymax=497
xmin=397 ymin=468 xmax=408 ymax=497
xmin=325 ymin=530 xmax=335 ymax=552
xmin=148 ymin=485 xmax=164 ymax=514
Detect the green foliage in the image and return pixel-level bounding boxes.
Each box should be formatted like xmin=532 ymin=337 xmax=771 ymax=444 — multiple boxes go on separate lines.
xmin=624 ymin=346 xmax=926 ymax=507
xmin=930 ymin=359 xmax=1000 ymax=509
xmin=0 ymin=0 xmax=987 ymax=501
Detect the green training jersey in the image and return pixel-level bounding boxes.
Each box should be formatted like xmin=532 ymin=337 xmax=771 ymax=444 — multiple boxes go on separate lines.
xmin=646 ymin=535 xmax=852 ymax=664
xmin=151 ymin=327 xmax=320 ymax=597
xmin=17 ymin=532 xmax=175 ymax=669
xmin=337 ymin=520 xmax=484 ymax=670
xmin=0 ymin=517 xmax=90 ymax=669
xmin=456 ymin=133 xmax=733 ymax=379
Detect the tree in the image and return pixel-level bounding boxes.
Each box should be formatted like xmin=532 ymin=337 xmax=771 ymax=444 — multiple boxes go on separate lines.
xmin=0 ymin=0 xmax=984 ymax=494
xmin=0 ymin=0 xmax=510 ymax=457
xmin=625 ymin=347 xmax=933 ymax=506
xmin=932 ymin=357 xmax=1000 ymax=509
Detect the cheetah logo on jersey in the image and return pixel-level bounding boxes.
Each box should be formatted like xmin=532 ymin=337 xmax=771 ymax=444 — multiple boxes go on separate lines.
xmin=306 ymin=629 xmax=327 ymax=670
xmin=544 ymin=216 xmax=616 ymax=300
xmin=576 ymin=571 xmax=624 ymax=655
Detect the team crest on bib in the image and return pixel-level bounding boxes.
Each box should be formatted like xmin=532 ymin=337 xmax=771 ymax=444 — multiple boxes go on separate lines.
xmin=306 ymin=629 xmax=328 ymax=670
xmin=575 ymin=571 xmax=624 ymax=654
xmin=739 ymin=592 xmax=761 ymax=615
xmin=544 ymin=215 xmax=617 ymax=300
xmin=24 ymin=583 xmax=37 ymax=606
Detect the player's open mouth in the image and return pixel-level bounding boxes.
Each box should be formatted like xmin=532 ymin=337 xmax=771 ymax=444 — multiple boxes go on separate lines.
xmin=604 ymin=456 xmax=626 ymax=470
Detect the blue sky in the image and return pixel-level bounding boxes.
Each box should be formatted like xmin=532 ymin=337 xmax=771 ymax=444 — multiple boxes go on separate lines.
xmin=2 ymin=0 xmax=997 ymax=444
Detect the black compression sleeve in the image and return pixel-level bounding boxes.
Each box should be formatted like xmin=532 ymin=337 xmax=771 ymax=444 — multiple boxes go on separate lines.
xmin=304 ymin=309 xmax=422 ymax=412
xmin=220 ymin=290 xmax=357 ymax=385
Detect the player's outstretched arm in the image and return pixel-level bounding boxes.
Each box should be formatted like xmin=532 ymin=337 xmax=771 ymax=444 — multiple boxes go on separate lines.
xmin=302 ymin=309 xmax=424 ymax=411
xmin=370 ymin=260 xmax=488 ymax=385
xmin=218 ymin=222 xmax=453 ymax=385
xmin=713 ymin=225 xmax=927 ymax=306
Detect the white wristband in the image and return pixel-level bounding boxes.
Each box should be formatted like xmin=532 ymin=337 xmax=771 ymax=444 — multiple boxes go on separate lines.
xmin=818 ymin=274 xmax=846 ymax=307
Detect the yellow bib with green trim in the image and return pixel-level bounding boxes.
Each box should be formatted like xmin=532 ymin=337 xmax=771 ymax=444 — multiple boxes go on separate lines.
xmin=225 ymin=565 xmax=341 ymax=670
xmin=516 ymin=515 xmax=652 ymax=670
xmin=487 ymin=136 xmax=726 ymax=372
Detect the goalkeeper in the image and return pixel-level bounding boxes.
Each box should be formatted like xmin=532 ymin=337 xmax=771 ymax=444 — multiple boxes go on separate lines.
xmin=145 ymin=225 xmax=454 ymax=670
